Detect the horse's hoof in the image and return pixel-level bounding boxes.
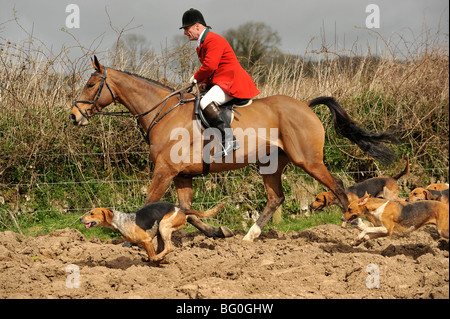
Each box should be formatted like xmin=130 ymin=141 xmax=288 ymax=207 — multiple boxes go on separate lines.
xmin=151 ymin=259 xmax=169 ymax=265
xmin=220 ymin=226 xmax=234 ymax=238
xmin=149 ymin=256 xmax=165 ymax=266
xmin=242 ymin=224 xmax=261 ymax=241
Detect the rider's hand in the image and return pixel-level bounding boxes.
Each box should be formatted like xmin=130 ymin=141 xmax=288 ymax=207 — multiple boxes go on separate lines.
xmin=199 ymin=83 xmax=207 ymax=91
xmin=189 ymin=75 xmax=197 ymax=84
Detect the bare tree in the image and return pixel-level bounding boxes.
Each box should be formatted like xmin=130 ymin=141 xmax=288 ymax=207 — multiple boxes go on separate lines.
xmin=224 ymin=22 xmax=281 ymax=69
xmin=116 ymin=33 xmax=153 ymax=72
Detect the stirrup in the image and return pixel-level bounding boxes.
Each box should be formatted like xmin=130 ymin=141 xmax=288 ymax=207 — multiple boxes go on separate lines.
xmin=212 ymin=140 xmax=240 ymax=158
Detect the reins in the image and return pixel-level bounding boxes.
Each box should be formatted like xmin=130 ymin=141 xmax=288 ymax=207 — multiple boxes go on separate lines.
xmin=134 ymin=83 xmax=196 ymax=120
xmin=144 ymin=85 xmax=196 ymax=140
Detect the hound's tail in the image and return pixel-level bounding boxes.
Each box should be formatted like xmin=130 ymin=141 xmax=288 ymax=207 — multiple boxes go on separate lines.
xmin=184 ymin=202 xmax=226 ymax=218
xmin=309 ymin=96 xmax=399 ymax=165
xmin=392 ymin=157 xmax=410 ymax=180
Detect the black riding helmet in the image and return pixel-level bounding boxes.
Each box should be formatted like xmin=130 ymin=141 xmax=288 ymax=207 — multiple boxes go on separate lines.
xmin=179 ymin=8 xmax=211 ymax=29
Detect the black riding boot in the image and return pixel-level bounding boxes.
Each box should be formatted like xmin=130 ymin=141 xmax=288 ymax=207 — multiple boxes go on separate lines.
xmin=203 ymin=102 xmax=240 ymax=158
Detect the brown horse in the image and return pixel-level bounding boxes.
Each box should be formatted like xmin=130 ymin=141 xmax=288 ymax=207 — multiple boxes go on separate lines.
xmin=69 ymin=56 xmax=397 ymax=241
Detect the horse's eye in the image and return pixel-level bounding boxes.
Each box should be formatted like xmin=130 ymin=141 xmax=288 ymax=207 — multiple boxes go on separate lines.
xmin=87 ymin=83 xmax=95 ymax=88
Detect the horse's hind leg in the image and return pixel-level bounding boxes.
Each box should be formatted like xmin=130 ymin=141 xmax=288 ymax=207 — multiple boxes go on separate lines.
xmin=301 ymin=161 xmax=349 ymax=211
xmin=243 ymin=154 xmax=289 ymax=241
xmin=174 ymin=175 xmax=233 ymax=238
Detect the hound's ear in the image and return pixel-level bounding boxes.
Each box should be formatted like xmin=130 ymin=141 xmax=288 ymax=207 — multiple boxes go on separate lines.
xmin=423 ymin=189 xmax=432 ymax=200
xmin=102 ymin=209 xmax=113 ymax=224
xmin=359 ymin=192 xmax=370 ymax=205
xmin=321 ymin=194 xmax=327 ymax=206
xmin=92 ymin=55 xmax=102 ymax=72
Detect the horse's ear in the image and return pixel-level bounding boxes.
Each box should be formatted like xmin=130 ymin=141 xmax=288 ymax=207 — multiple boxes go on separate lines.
xmin=92 ymin=55 xmax=102 ymax=72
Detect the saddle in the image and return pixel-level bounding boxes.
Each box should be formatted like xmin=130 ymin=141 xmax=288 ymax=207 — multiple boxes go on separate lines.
xmin=177 ymin=92 xmax=253 ymax=177
xmin=194 ymin=93 xmax=252 ymax=128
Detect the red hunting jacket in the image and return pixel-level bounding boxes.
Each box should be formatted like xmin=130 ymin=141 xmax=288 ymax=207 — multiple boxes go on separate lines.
xmin=195 ymin=29 xmax=260 ymax=99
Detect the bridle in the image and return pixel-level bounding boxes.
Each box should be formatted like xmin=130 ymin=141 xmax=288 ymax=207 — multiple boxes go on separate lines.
xmin=73 ymin=67 xmax=118 ymax=120
xmin=73 ymin=67 xmax=196 ymax=141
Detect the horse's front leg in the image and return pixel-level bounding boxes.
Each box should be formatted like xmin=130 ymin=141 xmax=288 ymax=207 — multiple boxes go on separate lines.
xmin=173 ymin=175 xmax=194 ymax=209
xmin=144 ymin=162 xmax=178 ymax=205
xmin=173 ymin=175 xmax=233 ymax=238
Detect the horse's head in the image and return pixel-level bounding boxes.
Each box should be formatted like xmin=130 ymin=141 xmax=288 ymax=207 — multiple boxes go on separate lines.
xmin=69 ymin=56 xmax=116 ymax=125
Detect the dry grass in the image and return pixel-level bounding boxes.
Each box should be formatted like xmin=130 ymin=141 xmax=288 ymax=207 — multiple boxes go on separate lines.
xmin=253 ymin=28 xmax=448 ymax=180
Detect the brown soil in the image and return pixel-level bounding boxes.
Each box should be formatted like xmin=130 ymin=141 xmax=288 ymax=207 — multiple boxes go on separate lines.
xmin=0 ymin=224 xmax=448 ymax=299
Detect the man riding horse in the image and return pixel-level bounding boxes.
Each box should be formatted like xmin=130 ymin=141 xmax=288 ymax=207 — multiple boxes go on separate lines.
xmin=180 ymin=8 xmax=260 ymax=158
xmin=70 ymin=10 xmax=397 ymax=242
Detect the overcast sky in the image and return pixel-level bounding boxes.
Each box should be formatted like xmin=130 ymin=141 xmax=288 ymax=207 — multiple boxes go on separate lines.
xmin=1 ymin=0 xmax=448 ymax=58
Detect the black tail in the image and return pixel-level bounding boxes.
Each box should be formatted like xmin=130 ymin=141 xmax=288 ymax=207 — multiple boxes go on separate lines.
xmin=309 ymin=96 xmax=398 ymax=165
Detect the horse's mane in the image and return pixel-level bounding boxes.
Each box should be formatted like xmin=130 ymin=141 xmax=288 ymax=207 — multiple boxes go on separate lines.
xmin=113 ymin=69 xmax=174 ymax=91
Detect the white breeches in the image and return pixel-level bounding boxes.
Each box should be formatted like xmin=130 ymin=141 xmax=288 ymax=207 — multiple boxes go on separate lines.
xmin=199 ymin=85 xmax=233 ymax=109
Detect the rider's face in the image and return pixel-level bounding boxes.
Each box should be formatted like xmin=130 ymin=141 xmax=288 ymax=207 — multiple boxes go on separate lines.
xmin=183 ymin=23 xmax=203 ymax=41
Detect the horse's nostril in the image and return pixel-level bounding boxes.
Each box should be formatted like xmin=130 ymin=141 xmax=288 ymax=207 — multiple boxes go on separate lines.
xmin=69 ymin=113 xmax=76 ymax=122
